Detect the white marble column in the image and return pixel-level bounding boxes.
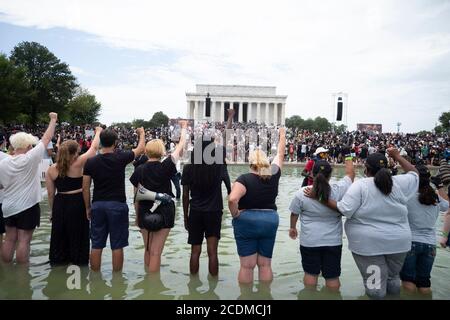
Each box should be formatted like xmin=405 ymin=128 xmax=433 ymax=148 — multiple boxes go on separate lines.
xmin=273 ymin=103 xmax=278 ymax=125
xmin=247 ymin=102 xmax=252 ymax=122
xmin=195 ymin=100 xmax=200 ymax=120
xmin=220 ymin=101 xmax=224 ymax=122
xmin=210 ymin=99 xmax=215 ymax=122
xmin=238 ymin=102 xmax=243 ymax=122
xmin=257 ymin=102 xmax=261 ymax=123
xmin=281 ymin=103 xmax=286 ymax=125
xmin=186 ymin=100 xmax=191 ymax=118
xmin=265 ymin=103 xmax=270 ymax=125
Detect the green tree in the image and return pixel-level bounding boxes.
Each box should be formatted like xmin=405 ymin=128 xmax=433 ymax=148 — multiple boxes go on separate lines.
xmin=313 ymin=116 xmax=331 ymax=132
xmin=66 ymin=88 xmax=102 ymax=125
xmin=285 ymin=115 xmax=304 ymax=129
xmin=0 ymin=54 xmax=31 ymax=124
xmin=149 ymin=111 xmax=169 ymax=127
xmin=10 ymin=41 xmax=77 ymax=125
xmin=437 ymin=111 xmax=450 ymax=131
xmin=132 ymin=119 xmax=151 ymax=128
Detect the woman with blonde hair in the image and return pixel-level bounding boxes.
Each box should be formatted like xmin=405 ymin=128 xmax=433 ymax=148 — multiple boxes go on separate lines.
xmin=228 ymin=127 xmax=286 ymax=284
xmin=45 ymin=126 xmax=102 ymax=265
xmin=0 ymin=113 xmax=57 ymax=264
xmin=130 ymin=120 xmax=187 ymax=272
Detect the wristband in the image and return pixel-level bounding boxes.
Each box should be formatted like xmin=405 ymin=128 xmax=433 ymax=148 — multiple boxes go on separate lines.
xmin=345 ymin=156 xmax=353 ymax=161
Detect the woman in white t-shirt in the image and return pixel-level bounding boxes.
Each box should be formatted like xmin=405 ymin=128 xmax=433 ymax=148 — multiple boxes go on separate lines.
xmin=306 ymin=148 xmax=419 ymax=299
xmin=400 ymin=166 xmax=449 ymax=294
xmin=289 ymin=153 xmax=355 ymax=290
xmin=0 ymin=113 xmax=57 ymax=263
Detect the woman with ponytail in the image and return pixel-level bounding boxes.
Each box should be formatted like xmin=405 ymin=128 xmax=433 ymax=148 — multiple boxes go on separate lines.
xmin=305 ymin=147 xmax=419 ymax=299
xmin=400 ymin=166 xmax=449 ymax=294
xmin=45 ymin=126 xmax=102 ymax=265
xmin=228 ymin=127 xmax=286 ymax=284
xmin=289 ymin=154 xmax=355 ymax=290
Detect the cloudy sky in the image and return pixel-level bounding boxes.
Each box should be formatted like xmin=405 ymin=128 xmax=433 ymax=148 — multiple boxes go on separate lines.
xmin=0 ymin=0 xmax=449 ymax=132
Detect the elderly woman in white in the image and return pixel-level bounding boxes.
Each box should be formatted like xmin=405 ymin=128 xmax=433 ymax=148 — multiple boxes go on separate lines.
xmin=0 ymin=113 xmax=57 ymax=263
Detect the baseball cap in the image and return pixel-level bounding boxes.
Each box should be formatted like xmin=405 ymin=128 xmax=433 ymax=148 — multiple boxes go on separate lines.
xmin=314 ymin=147 xmax=329 ymax=156
xmin=366 ymin=152 xmax=388 ymax=170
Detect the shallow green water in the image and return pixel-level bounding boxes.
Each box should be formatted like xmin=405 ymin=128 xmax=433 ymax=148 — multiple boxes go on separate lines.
xmin=0 ymin=165 xmax=449 ymax=300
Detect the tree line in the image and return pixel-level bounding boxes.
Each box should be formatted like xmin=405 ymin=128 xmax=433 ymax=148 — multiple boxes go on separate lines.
xmin=0 ymin=41 xmax=101 ymax=126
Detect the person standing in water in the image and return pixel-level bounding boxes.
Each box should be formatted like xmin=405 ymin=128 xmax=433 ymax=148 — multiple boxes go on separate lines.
xmin=289 ymin=148 xmax=355 ymax=290
xmin=83 ymin=127 xmax=145 ymax=272
xmin=45 ymin=126 xmax=102 ymax=265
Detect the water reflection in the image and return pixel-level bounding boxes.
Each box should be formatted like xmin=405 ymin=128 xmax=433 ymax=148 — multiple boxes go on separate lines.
xmin=297 ymin=286 xmax=343 ymax=300
xmin=133 ymin=272 xmax=172 ymax=300
xmin=181 ymin=275 xmax=220 ymax=300
xmin=238 ymin=282 xmax=273 ymax=300
xmin=0 ymin=263 xmax=33 ymax=299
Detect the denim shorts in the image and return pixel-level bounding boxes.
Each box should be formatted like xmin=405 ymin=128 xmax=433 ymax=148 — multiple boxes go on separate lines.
xmin=400 ymin=241 xmax=436 ymax=288
xmin=232 ymin=210 xmax=279 ymax=258
xmin=91 ymin=201 xmax=129 ymax=250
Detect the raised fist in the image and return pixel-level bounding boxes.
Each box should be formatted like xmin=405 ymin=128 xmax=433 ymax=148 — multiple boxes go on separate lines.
xmin=136 ymin=127 xmax=145 ymax=135
xmin=178 ymin=120 xmax=188 ymax=129
xmin=49 ymin=112 xmax=58 ymax=121
xmin=227 ymin=108 xmax=235 ymax=117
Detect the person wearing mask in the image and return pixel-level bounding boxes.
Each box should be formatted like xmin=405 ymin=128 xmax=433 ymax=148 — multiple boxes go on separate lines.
xmin=45 ymin=126 xmax=102 ymax=265
xmin=182 ymin=137 xmax=231 ymax=277
xmin=400 ymin=167 xmax=449 ymax=295
xmin=289 ymin=149 xmax=355 ymax=290
xmin=83 ymin=127 xmax=145 ymax=272
xmin=0 ymin=113 xmax=58 ymax=263
xmin=305 ymin=148 xmax=419 ymax=299
xmin=129 ymin=120 xmax=187 ymax=273
xmin=228 ymin=127 xmax=286 ymax=284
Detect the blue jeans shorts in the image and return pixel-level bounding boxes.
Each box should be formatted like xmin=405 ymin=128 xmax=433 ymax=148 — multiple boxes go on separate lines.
xmin=232 ymin=210 xmax=279 ymax=258
xmin=400 ymin=241 xmax=436 ymax=288
xmin=90 ymin=201 xmax=129 ymax=250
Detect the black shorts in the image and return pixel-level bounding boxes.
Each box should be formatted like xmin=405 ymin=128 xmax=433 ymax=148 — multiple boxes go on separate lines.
xmin=4 ymin=203 xmax=41 ymax=230
xmin=188 ymin=210 xmax=222 ymax=245
xmin=137 ymin=201 xmax=175 ymax=230
xmin=0 ymin=204 xmax=5 ymax=234
xmin=300 ymin=245 xmax=342 ymax=279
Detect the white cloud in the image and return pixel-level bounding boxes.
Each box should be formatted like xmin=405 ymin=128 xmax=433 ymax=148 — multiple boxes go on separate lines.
xmin=1 ymin=0 xmax=449 ymax=131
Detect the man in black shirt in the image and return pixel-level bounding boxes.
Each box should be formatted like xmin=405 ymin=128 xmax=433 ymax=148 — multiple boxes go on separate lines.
xmin=83 ymin=127 xmax=145 ymax=272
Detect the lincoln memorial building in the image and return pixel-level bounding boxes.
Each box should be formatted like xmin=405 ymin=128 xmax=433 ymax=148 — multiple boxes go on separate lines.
xmin=186 ymin=84 xmax=287 ymax=125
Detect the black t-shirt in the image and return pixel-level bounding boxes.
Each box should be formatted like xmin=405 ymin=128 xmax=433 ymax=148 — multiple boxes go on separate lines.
xmin=83 ymin=150 xmax=135 ymax=203
xmin=129 ymin=157 xmax=177 ymax=207
xmin=235 ymin=164 xmax=281 ymax=211
xmin=181 ymin=163 xmax=230 ymax=212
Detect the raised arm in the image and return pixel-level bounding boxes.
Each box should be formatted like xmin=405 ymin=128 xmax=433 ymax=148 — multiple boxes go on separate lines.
xmin=132 ymin=127 xmax=145 ymax=158
xmin=171 ymin=120 xmax=188 ymax=162
xmin=387 ymin=147 xmax=418 ymax=175
xmin=41 ymin=112 xmax=58 ymax=147
xmin=342 ymin=145 xmax=356 ymax=182
xmin=77 ymin=126 xmax=103 ymax=165
xmin=272 ymin=127 xmax=286 ymax=169
xmin=226 ymin=109 xmax=235 ymax=129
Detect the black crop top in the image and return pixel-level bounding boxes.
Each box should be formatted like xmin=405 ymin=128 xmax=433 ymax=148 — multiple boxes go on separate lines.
xmin=236 ymin=164 xmax=281 ymax=211
xmin=55 ymin=176 xmax=83 ymax=192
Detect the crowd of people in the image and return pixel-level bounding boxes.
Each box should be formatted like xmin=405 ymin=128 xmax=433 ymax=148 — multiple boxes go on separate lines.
xmin=0 ymin=110 xmax=450 ymax=300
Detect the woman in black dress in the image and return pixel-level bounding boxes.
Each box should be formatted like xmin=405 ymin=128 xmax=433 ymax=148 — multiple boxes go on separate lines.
xmin=46 ymin=127 xmax=102 ymax=265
